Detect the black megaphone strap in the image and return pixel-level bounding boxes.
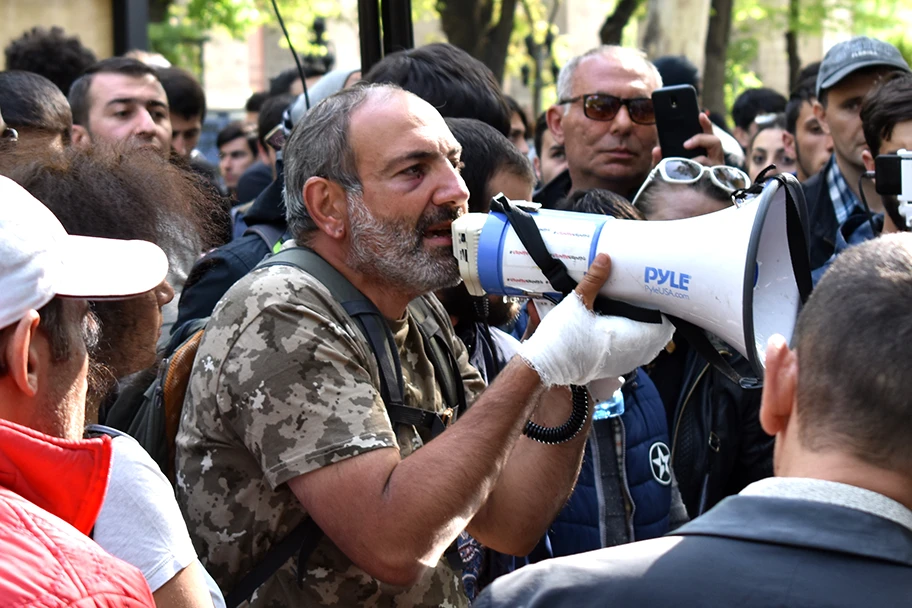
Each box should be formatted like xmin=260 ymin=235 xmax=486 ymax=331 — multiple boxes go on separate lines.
xmin=490 ymin=195 xmax=663 ymax=324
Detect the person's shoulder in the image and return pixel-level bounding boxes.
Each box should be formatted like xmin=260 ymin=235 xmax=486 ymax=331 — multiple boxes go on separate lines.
xmin=211 ymin=263 xmax=341 ymax=325
xmin=0 ymin=488 xmax=154 ymax=606
xmin=199 ymin=262 xmax=368 ymax=372
xmin=475 ymin=536 xmax=682 ymax=607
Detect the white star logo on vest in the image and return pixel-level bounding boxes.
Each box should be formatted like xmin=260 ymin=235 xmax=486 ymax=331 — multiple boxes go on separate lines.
xmin=649 ymin=441 xmax=672 ymax=486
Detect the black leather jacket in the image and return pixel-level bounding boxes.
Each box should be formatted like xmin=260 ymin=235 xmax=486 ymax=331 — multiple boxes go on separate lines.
xmin=648 ymin=337 xmax=773 ymax=518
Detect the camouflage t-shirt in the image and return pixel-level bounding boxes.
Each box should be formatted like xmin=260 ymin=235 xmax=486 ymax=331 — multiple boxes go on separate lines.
xmin=176 ymin=262 xmax=486 ymax=607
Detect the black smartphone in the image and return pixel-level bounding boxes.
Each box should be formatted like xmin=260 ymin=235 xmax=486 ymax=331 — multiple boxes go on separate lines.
xmin=651 ymin=85 xmax=705 ymax=159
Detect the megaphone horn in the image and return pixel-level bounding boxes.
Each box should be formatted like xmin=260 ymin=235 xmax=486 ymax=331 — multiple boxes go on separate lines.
xmin=452 ymin=175 xmax=812 ymax=378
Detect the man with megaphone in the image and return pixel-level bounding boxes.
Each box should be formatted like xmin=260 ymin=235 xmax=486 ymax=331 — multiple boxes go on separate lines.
xmin=174 ymin=84 xmax=675 ymax=608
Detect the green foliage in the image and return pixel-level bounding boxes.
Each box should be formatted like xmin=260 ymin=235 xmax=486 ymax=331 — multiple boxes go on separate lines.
xmin=724 ymin=0 xmax=911 ymax=114
xmin=149 ymin=0 xmax=343 ymax=74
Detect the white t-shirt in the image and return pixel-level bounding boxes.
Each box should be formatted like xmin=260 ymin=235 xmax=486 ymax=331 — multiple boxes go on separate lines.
xmin=93 ymin=434 xmax=225 ymax=608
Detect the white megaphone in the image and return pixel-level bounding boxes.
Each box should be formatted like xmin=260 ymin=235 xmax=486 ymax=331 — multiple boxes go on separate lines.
xmin=452 ymin=176 xmax=811 ymax=378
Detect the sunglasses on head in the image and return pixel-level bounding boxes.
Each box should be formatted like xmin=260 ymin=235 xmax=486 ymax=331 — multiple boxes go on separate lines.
xmin=632 ymin=157 xmax=751 ymax=207
xmin=559 ymin=93 xmax=656 ymax=125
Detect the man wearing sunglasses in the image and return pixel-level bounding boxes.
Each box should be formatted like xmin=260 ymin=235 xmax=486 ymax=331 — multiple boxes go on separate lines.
xmin=539 ymin=46 xmax=723 ymax=208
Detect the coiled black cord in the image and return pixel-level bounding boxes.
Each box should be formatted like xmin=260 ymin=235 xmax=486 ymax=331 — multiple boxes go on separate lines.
xmin=522 ymin=385 xmax=589 ymax=444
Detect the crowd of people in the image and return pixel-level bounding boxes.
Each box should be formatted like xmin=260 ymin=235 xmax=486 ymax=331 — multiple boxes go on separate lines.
xmin=1 ymin=22 xmax=911 ymax=607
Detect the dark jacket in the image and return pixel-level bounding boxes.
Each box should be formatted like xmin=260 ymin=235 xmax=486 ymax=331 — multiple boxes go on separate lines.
xmin=534 ymin=168 xmax=572 ymax=209
xmin=811 ymin=212 xmax=882 ymax=284
xmin=648 ymin=338 xmax=772 ymax=518
xmin=174 ymin=173 xmax=286 ymax=330
xmin=544 ymin=369 xmax=688 ymax=558
xmin=475 ymin=494 xmax=912 ymax=607
xmin=802 ymin=156 xmax=839 ymax=270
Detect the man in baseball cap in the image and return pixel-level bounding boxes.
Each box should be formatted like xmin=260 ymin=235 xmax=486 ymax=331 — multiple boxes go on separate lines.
xmin=0 ymin=174 xmax=164 ymax=605
xmin=803 ymin=36 xmax=910 ymax=270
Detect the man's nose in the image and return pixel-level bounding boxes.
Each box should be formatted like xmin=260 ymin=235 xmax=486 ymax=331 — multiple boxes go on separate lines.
xmin=610 ymin=104 xmax=635 ymax=134
xmin=134 ymin=109 xmax=157 ymax=137
xmin=432 ymin=163 xmax=470 ymax=211
xmin=156 ymin=280 xmax=175 ymax=307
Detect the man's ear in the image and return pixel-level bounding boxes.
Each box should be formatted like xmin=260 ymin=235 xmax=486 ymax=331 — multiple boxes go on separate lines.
xmin=862 ymin=149 xmax=876 ymax=173
xmin=759 ymin=334 xmax=798 ymax=438
xmin=70 ymin=125 xmax=92 ymax=149
xmin=546 ymin=105 xmax=565 ymax=146
xmin=303 ymin=177 xmax=348 ymax=240
xmin=4 ymin=311 xmax=41 ymax=398
xmin=782 ymin=130 xmax=796 ymax=156
xmin=812 ymin=100 xmax=831 ymax=135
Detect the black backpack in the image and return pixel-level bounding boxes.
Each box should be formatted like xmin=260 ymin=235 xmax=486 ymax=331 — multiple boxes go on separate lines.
xmin=101 ymin=246 xmax=468 ymax=607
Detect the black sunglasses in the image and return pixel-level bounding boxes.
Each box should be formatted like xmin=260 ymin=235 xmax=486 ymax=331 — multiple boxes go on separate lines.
xmin=559 ymin=94 xmax=656 ymax=125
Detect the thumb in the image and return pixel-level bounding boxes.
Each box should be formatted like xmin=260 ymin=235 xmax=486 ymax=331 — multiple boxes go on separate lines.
xmin=575 ymin=254 xmax=611 ymax=310
xmin=651 ymin=146 xmax=662 ymax=167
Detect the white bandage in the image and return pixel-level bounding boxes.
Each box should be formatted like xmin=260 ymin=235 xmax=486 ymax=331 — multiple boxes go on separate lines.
xmin=518 ymin=292 xmax=675 ymax=387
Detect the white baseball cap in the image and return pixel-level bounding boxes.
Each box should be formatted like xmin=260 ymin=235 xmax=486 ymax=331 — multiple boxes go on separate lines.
xmin=0 ymin=175 xmax=169 ymax=329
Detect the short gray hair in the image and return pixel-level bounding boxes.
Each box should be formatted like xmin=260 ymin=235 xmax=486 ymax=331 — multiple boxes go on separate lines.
xmin=556 ymin=46 xmax=663 ymax=108
xmin=283 ymin=83 xmax=400 ymax=242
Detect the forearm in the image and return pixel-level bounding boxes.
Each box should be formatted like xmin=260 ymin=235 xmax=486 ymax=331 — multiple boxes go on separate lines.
xmin=468 ymin=385 xmax=591 ymax=554
xmin=306 ymin=358 xmax=546 ymax=579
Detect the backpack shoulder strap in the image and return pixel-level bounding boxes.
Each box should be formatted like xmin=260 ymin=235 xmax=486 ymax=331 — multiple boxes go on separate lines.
xmin=161 ymin=327 xmax=206 ymax=481
xmin=243 ymin=223 xmax=287 ymax=255
xmin=408 ymin=297 xmax=467 ymax=420
xmin=224 ymin=517 xmax=323 ymax=608
xmin=84 ymin=424 xmax=131 ymax=440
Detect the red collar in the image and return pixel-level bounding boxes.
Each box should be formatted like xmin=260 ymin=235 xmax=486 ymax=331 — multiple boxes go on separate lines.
xmin=0 ymin=419 xmax=112 ymax=535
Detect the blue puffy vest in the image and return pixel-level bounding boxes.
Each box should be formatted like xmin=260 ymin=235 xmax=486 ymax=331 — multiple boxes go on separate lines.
xmin=544 ymin=368 xmax=672 ymax=557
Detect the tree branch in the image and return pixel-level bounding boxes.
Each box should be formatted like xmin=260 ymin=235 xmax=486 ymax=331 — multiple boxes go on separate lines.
xmin=600 ymin=0 xmax=645 ymax=45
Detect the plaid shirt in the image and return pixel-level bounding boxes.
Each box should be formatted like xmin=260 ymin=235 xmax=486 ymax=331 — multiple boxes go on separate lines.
xmin=826 ymin=155 xmax=862 ymax=225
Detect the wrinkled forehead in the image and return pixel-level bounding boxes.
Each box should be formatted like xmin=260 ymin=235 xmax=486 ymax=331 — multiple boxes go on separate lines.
xmin=573 ymin=52 xmax=659 ymax=96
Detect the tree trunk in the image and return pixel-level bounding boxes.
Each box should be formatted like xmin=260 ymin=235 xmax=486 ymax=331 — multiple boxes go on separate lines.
xmin=702 ymin=0 xmax=734 ymax=120
xmin=481 ymin=0 xmax=518 ymax=83
xmin=149 ymin=0 xmax=172 ymax=23
xmin=600 ymin=0 xmax=645 ymax=45
xmin=785 ymin=0 xmax=801 ymax=92
xmin=439 ymin=0 xmax=516 ymax=83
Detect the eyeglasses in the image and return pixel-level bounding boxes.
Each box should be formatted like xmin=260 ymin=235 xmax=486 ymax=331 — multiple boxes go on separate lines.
xmin=1 ymin=127 xmax=18 ymax=142
xmin=632 ymin=157 xmax=751 ymax=206
xmin=559 ymin=94 xmax=656 ymax=125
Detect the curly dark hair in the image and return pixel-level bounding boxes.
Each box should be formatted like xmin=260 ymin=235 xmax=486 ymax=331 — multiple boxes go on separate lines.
xmin=0 ymin=144 xmax=225 ymax=387
xmin=4 ymin=26 xmax=97 ymax=95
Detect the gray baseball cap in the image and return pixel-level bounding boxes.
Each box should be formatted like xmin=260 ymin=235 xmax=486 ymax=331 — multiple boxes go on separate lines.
xmin=817 ymin=36 xmax=910 ymax=98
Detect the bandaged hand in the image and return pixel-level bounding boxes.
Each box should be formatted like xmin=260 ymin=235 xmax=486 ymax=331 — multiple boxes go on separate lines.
xmin=518 ymin=255 xmax=675 ymax=387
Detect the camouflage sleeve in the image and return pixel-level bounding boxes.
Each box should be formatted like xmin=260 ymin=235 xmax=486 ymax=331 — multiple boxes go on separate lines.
xmin=216 ymin=296 xmax=399 ymax=490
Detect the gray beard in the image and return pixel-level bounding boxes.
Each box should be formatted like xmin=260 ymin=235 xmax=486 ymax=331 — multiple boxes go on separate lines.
xmin=346 ymin=192 xmax=463 ymax=295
